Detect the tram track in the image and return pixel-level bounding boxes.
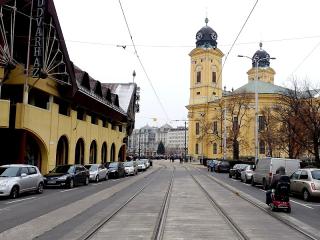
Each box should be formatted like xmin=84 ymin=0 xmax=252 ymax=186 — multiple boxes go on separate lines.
xmin=190 ymin=165 xmax=319 ymax=240
xmin=78 ymin=164 xmax=175 ymax=240
xmin=185 ymin=166 xmax=249 ymax=240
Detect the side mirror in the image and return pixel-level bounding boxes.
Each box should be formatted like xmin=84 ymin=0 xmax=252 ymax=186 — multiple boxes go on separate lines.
xmin=21 ymin=173 xmax=27 ymax=177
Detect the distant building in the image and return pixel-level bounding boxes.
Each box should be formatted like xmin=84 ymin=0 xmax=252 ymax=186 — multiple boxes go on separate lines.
xmin=127 ymin=124 xmax=188 ymax=156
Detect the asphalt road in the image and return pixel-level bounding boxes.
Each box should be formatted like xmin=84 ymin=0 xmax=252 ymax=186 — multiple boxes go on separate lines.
xmin=200 ymin=167 xmax=320 ymax=230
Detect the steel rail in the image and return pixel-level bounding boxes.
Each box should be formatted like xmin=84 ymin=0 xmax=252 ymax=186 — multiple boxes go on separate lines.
xmin=152 ymin=166 xmax=175 ymax=240
xmin=185 ymin=166 xmax=249 ymax=240
xmin=78 ymin=166 xmax=164 ymax=240
xmin=193 ymin=166 xmax=319 ymax=240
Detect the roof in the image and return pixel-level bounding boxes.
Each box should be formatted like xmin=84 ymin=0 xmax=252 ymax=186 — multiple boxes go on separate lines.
xmin=233 ymin=80 xmax=288 ymax=94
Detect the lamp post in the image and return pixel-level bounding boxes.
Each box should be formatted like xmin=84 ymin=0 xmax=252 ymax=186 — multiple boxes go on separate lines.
xmin=132 ymin=70 xmax=136 ymax=83
xmin=237 ymin=53 xmax=275 ymax=163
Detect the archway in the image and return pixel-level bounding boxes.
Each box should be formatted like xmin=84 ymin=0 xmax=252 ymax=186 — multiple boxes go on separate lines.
xmin=89 ymin=140 xmax=97 ymax=164
xmin=56 ymin=136 xmax=69 ymax=166
xmin=75 ymin=138 xmax=85 ymax=165
xmin=25 ymin=133 xmax=42 ymax=169
xmin=101 ymin=142 xmax=107 ymax=163
xmin=118 ymin=145 xmax=126 ymax=162
xmin=110 ymin=143 xmax=116 ymax=162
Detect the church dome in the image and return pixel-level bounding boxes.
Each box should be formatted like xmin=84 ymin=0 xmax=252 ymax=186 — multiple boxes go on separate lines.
xmin=196 ymin=18 xmax=218 ymax=49
xmin=252 ymin=42 xmax=270 ymax=68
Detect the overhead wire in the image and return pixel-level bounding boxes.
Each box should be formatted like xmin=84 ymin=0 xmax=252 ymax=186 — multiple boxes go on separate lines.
xmin=118 ymin=0 xmax=170 ymax=122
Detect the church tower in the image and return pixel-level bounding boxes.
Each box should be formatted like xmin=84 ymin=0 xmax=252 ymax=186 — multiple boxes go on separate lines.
xmin=247 ymin=43 xmax=276 ymax=84
xmin=187 ymin=18 xmax=224 ymax=160
xmin=188 ymin=18 xmax=224 ymax=106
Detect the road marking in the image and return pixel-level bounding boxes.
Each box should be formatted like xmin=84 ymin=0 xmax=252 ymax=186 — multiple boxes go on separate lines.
xmin=0 ymin=207 xmax=10 ymax=212
xmin=305 ymin=203 xmax=320 ymax=207
xmin=91 ymin=183 xmax=103 ymax=186
xmin=290 ymin=200 xmax=314 ymax=209
xmin=259 ymin=189 xmax=266 ymax=192
xmin=5 ymin=196 xmax=36 ymax=204
xmin=60 ymin=188 xmax=78 ymax=193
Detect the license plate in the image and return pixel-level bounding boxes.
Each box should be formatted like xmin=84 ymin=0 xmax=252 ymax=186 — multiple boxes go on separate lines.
xmin=48 ymin=180 xmax=56 ymax=184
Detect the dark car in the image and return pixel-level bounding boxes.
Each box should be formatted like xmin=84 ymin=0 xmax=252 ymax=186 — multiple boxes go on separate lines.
xmin=214 ymin=160 xmax=230 ymax=173
xmin=208 ymin=160 xmax=219 ymax=172
xmin=229 ymin=164 xmax=248 ymax=179
xmin=107 ymin=162 xmax=125 ymax=178
xmin=44 ymin=164 xmax=89 ymax=188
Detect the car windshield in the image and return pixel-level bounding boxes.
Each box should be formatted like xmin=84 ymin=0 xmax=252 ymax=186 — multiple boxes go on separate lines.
xmin=85 ymin=165 xmax=98 ymax=171
xmin=51 ymin=165 xmax=74 ymax=174
xmin=124 ymin=162 xmax=133 ymax=167
xmin=0 ymin=167 xmax=20 ymax=177
xmin=137 ymin=160 xmax=144 ymax=164
xmin=109 ymin=162 xmax=118 ymax=168
xmin=311 ymin=170 xmax=320 ymax=180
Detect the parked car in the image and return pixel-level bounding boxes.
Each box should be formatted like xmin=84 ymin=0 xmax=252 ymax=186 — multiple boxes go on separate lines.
xmin=251 ymin=157 xmax=301 ymax=190
xmin=0 ymin=164 xmax=44 ymax=199
xmin=137 ymin=160 xmax=147 ymax=171
xmin=214 ymin=160 xmax=230 ymax=173
xmin=44 ymin=164 xmax=89 ymax=188
xmin=290 ymin=168 xmax=320 ymax=201
xmin=85 ymin=164 xmax=108 ymax=182
xmin=124 ymin=161 xmax=138 ymax=176
xmin=229 ymin=164 xmax=248 ymax=179
xmin=207 ymin=160 xmax=219 ymax=172
xmin=240 ymin=164 xmax=255 ymax=183
xmin=141 ymin=159 xmax=150 ymax=169
xmin=107 ymin=162 xmax=125 ymax=178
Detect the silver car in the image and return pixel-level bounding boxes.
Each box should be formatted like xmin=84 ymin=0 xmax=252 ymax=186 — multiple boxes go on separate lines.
xmin=0 ymin=164 xmax=44 ymax=199
xmin=240 ymin=165 xmax=255 ymax=183
xmin=85 ymin=164 xmax=108 ymax=182
xmin=290 ymin=168 xmax=320 ymax=201
xmin=137 ymin=160 xmax=147 ymax=171
xmin=124 ymin=161 xmax=138 ymax=176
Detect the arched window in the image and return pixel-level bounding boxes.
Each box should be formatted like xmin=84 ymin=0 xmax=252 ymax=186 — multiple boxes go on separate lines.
xmin=213 ymin=143 xmax=217 ymax=154
xmin=56 ymin=136 xmax=68 ymax=166
xmin=89 ymin=140 xmax=97 ymax=164
xmin=75 ymin=138 xmax=85 ymax=165
xmin=110 ymin=143 xmax=116 ymax=162
xmin=101 ymin=142 xmax=107 ymax=163
xmin=259 ymin=140 xmax=266 ymax=154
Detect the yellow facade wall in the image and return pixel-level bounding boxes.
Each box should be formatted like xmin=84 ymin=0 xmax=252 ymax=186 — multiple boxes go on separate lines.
xmin=15 ymin=102 xmax=126 ymax=173
xmin=0 ymin=100 xmax=10 ymax=128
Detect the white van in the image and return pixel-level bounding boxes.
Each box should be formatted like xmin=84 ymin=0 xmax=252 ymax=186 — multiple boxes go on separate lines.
xmin=251 ymin=157 xmax=301 ymax=190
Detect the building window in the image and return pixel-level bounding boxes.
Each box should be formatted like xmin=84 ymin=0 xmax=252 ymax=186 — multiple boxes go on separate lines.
xmin=119 ymin=125 xmax=122 ymax=132
xmin=213 ymin=121 xmax=218 ymax=133
xmin=212 ymin=72 xmax=216 ymax=83
xmin=233 ymin=116 xmax=238 ymax=130
xmin=91 ymin=114 xmax=98 ymax=125
xmin=196 ymin=71 xmax=201 ymax=83
xmin=213 ymin=143 xmax=217 ymax=154
xmin=112 ymin=124 xmax=116 ymax=130
xmin=212 ymin=92 xmax=216 ymax=95
xmin=195 ymin=143 xmax=199 ymax=154
xmin=259 ymin=140 xmax=265 ymax=154
xmin=77 ymin=109 xmax=85 ymax=121
xmin=196 ymin=122 xmax=200 ymax=135
xmin=259 ymin=116 xmax=266 ymax=131
xmin=197 ymin=92 xmax=200 ymax=95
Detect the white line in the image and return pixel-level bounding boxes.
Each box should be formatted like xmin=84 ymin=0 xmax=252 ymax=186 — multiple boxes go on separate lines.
xmin=259 ymin=189 xmax=266 ymax=192
xmin=290 ymin=200 xmax=314 ymax=209
xmin=60 ymin=188 xmax=78 ymax=193
xmin=305 ymin=203 xmax=320 ymax=207
xmin=0 ymin=207 xmax=10 ymax=212
xmin=91 ymin=183 xmax=103 ymax=186
xmin=5 ymin=196 xmax=36 ymax=204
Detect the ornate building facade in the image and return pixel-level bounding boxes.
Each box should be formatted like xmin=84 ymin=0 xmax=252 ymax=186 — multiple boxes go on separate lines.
xmin=0 ymin=0 xmax=139 ymax=173
xmin=187 ymin=18 xmax=292 ymax=161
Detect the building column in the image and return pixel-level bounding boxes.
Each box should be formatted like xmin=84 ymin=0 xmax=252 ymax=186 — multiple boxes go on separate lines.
xmin=17 ymin=131 xmax=27 ymax=164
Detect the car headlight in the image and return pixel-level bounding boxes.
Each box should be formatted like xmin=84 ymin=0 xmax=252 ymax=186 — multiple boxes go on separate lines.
xmin=58 ymin=175 xmax=68 ymax=180
xmin=0 ymin=180 xmax=9 ymax=186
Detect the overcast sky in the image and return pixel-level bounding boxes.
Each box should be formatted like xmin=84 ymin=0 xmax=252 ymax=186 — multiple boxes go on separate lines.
xmin=53 ymin=0 xmax=320 ymax=129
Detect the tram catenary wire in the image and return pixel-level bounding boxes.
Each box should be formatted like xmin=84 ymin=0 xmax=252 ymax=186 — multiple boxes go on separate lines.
xmin=191 ymin=165 xmax=319 ymax=240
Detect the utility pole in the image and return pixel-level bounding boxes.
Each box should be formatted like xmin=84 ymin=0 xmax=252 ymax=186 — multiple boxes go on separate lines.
xmin=184 ymin=120 xmax=187 ymax=162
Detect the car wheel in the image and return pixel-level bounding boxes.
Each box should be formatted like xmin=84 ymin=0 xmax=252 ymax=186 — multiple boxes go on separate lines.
xmin=85 ymin=177 xmax=89 ymax=185
xmin=229 ymin=173 xmax=232 ymax=178
xmin=10 ymin=186 xmax=19 ymax=199
xmin=69 ymin=179 xmax=74 ymax=189
xmin=303 ymin=189 xmax=310 ymax=201
xmin=36 ymin=182 xmax=44 ymax=194
xmin=286 ymin=207 xmax=291 ymax=213
xmin=251 ymin=178 xmax=256 ymax=186
xmin=95 ymin=175 xmax=99 ymax=183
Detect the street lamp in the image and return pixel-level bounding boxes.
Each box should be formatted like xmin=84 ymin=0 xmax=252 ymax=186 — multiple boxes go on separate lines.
xmin=237 ymin=52 xmax=276 ymax=164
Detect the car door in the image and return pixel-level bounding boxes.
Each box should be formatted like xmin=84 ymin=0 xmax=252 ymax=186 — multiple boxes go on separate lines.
xmin=19 ymin=167 xmax=32 ymax=192
xmin=27 ymin=167 xmax=39 ymax=190
xmin=74 ymin=166 xmax=82 ymax=185
xmin=297 ymin=170 xmax=309 ymax=193
xmin=290 ymin=170 xmax=301 ymax=193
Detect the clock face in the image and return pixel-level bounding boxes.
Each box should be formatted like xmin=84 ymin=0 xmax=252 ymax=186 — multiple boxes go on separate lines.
xmin=211 ymin=32 xmax=217 ymax=40
xmin=196 ymin=32 xmax=203 ymax=40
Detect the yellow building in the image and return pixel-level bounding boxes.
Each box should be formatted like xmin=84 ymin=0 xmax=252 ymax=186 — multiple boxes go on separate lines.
xmin=0 ymin=1 xmax=139 ymax=173
xmin=187 ymin=18 xmax=286 ymax=161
